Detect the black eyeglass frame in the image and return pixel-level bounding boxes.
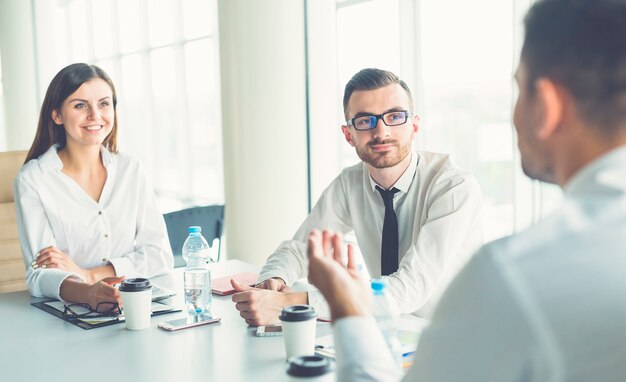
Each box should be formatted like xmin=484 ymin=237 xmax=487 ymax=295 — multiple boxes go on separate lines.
xmin=346 ymin=110 xmax=414 ymax=131
xmin=63 ymin=302 xmax=121 ymax=319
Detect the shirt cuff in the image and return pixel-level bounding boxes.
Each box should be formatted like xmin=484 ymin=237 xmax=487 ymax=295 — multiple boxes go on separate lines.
xmin=334 ymin=316 xmax=388 ymax=358
xmin=108 ymin=257 xmax=137 ymax=278
xmin=38 ymin=268 xmax=81 ymax=300
xmin=333 ymin=316 xmax=400 ymax=381
xmin=258 ymin=270 xmax=292 ymax=287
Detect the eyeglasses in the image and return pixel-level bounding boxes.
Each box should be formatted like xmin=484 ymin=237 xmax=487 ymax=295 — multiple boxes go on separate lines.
xmin=347 ymin=110 xmax=413 ymax=131
xmin=63 ymin=302 xmax=121 ymax=319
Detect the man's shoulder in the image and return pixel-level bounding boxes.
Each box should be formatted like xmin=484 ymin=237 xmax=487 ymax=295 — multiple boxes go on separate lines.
xmin=340 ymin=160 xmax=365 ymax=175
xmin=416 ymin=151 xmax=480 ymax=194
xmin=479 ymin=209 xmax=573 ymax=268
xmin=334 ymin=161 xmax=366 ymax=185
xmin=417 ymin=150 xmax=470 ymax=176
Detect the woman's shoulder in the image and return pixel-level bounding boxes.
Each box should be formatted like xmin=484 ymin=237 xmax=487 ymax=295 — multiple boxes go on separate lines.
xmin=14 ymin=157 xmax=48 ymax=193
xmin=16 ymin=159 xmax=37 ymax=179
xmin=16 ymin=154 xmax=47 ymax=183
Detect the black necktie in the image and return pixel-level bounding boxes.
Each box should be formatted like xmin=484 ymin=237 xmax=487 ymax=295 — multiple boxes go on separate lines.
xmin=376 ymin=186 xmax=400 ymax=276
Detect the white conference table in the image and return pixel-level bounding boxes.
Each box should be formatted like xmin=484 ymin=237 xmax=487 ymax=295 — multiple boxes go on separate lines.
xmin=0 ymin=260 xmax=335 ymax=382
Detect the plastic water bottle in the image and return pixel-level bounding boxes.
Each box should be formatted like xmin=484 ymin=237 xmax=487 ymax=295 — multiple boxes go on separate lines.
xmin=371 ymin=278 xmax=403 ymax=369
xmin=182 ymin=226 xmax=212 ymax=316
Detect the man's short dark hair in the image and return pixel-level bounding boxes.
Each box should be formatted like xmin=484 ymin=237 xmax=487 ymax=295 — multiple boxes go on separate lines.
xmin=522 ymin=0 xmax=626 ymax=132
xmin=342 ymin=68 xmax=414 ymax=120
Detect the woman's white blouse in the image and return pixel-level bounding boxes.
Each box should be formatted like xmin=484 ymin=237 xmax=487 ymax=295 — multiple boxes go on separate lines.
xmin=13 ymin=145 xmax=173 ymax=300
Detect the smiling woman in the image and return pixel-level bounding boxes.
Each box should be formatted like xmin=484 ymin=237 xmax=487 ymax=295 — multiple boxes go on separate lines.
xmin=51 ymin=80 xmax=114 ymax=151
xmin=13 ymin=63 xmax=174 ymax=311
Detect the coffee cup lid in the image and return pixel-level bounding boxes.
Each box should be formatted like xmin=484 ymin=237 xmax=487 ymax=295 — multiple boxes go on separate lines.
xmin=279 ymin=305 xmax=317 ymax=322
xmin=286 ymin=355 xmax=333 ymax=377
xmin=119 ymin=278 xmax=152 ymax=292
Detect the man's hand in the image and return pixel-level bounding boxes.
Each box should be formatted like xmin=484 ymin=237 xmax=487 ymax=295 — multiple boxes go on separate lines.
xmin=307 ymin=229 xmax=370 ymax=321
xmin=231 ymin=279 xmax=306 ymax=326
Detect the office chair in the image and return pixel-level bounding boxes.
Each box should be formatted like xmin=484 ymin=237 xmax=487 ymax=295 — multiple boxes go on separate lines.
xmin=0 ymin=150 xmax=28 ymax=293
xmin=163 ymin=205 xmax=225 ymax=268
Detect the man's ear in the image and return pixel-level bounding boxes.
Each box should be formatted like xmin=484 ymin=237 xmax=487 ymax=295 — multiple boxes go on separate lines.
xmin=341 ymin=125 xmax=355 ymax=146
xmin=410 ymin=114 xmax=419 ymax=139
xmin=51 ymin=110 xmax=63 ymax=125
xmin=535 ymin=78 xmax=564 ymax=140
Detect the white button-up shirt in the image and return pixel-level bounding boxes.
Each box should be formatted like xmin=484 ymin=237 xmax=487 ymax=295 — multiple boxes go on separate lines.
xmin=334 ymin=146 xmax=626 ymax=381
xmin=260 ymin=151 xmax=483 ymax=317
xmin=14 ymin=145 xmax=173 ymax=300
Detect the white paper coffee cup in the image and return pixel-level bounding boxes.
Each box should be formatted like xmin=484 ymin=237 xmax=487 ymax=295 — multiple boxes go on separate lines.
xmin=119 ymin=278 xmax=152 ymax=330
xmin=280 ymin=305 xmax=317 ymax=359
xmin=287 ymin=355 xmax=334 ymax=382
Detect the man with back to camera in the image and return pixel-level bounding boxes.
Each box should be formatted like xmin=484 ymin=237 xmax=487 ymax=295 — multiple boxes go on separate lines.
xmin=306 ymin=0 xmax=626 ymax=380
xmin=230 ymin=68 xmax=483 ymax=325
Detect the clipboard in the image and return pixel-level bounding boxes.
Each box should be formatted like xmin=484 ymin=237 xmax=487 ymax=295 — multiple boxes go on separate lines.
xmin=31 ymin=299 xmax=181 ymax=330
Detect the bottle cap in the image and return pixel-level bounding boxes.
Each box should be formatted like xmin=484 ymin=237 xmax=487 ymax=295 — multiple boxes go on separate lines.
xmin=188 ymin=226 xmax=202 ymax=234
xmin=371 ymin=278 xmax=387 ymax=294
xmin=279 ymin=305 xmax=317 ymax=322
xmin=119 ymin=278 xmax=152 ymax=292
xmin=286 ymin=355 xmax=333 ymax=377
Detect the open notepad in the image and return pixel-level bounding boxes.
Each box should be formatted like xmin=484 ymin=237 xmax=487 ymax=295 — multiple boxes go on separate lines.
xmin=31 ymin=298 xmax=180 ymax=330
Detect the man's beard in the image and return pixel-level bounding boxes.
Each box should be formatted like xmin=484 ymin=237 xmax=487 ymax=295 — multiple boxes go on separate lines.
xmin=355 ymin=137 xmax=412 ymax=169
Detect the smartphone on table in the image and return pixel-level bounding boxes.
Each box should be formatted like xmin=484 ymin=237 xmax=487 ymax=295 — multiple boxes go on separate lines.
xmin=158 ymin=315 xmax=221 ymax=331
xmin=255 ymin=325 xmax=283 ymax=337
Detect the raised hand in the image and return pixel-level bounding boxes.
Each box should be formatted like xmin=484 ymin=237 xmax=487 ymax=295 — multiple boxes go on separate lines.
xmin=307 ymin=229 xmax=370 ymax=321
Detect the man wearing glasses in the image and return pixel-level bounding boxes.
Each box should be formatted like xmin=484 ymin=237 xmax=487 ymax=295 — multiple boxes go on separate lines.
xmin=231 ymin=68 xmax=483 ymax=326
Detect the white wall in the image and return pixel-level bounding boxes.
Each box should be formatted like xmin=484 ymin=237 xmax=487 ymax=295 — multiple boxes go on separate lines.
xmin=0 ymin=0 xmax=39 ymax=151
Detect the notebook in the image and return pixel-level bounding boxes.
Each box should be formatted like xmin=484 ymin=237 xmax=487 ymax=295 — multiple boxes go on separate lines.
xmin=31 ymin=299 xmax=180 ymax=330
xmin=211 ymin=272 xmax=259 ymax=295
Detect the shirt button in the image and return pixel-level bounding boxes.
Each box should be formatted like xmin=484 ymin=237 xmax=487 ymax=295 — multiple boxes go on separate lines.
xmin=98 ymin=211 xmax=102 ymax=215
xmin=102 ymin=258 xmax=107 ymax=262
xmin=104 ymin=234 xmax=109 ymax=238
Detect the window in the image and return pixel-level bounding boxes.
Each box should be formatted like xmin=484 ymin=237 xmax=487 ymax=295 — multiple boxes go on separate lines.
xmin=322 ymin=0 xmax=561 ymax=242
xmin=32 ymin=0 xmax=223 ymax=212
xmin=335 ymin=0 xmax=402 ymax=170
xmin=418 ymin=0 xmax=520 ymax=239
xmin=417 ymin=0 xmax=561 ymax=239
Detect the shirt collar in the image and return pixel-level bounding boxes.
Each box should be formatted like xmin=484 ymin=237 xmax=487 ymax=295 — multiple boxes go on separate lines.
xmin=38 ymin=144 xmax=113 ymax=171
xmin=564 ymin=145 xmax=626 ymax=198
xmin=368 ymin=151 xmax=418 ymax=193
